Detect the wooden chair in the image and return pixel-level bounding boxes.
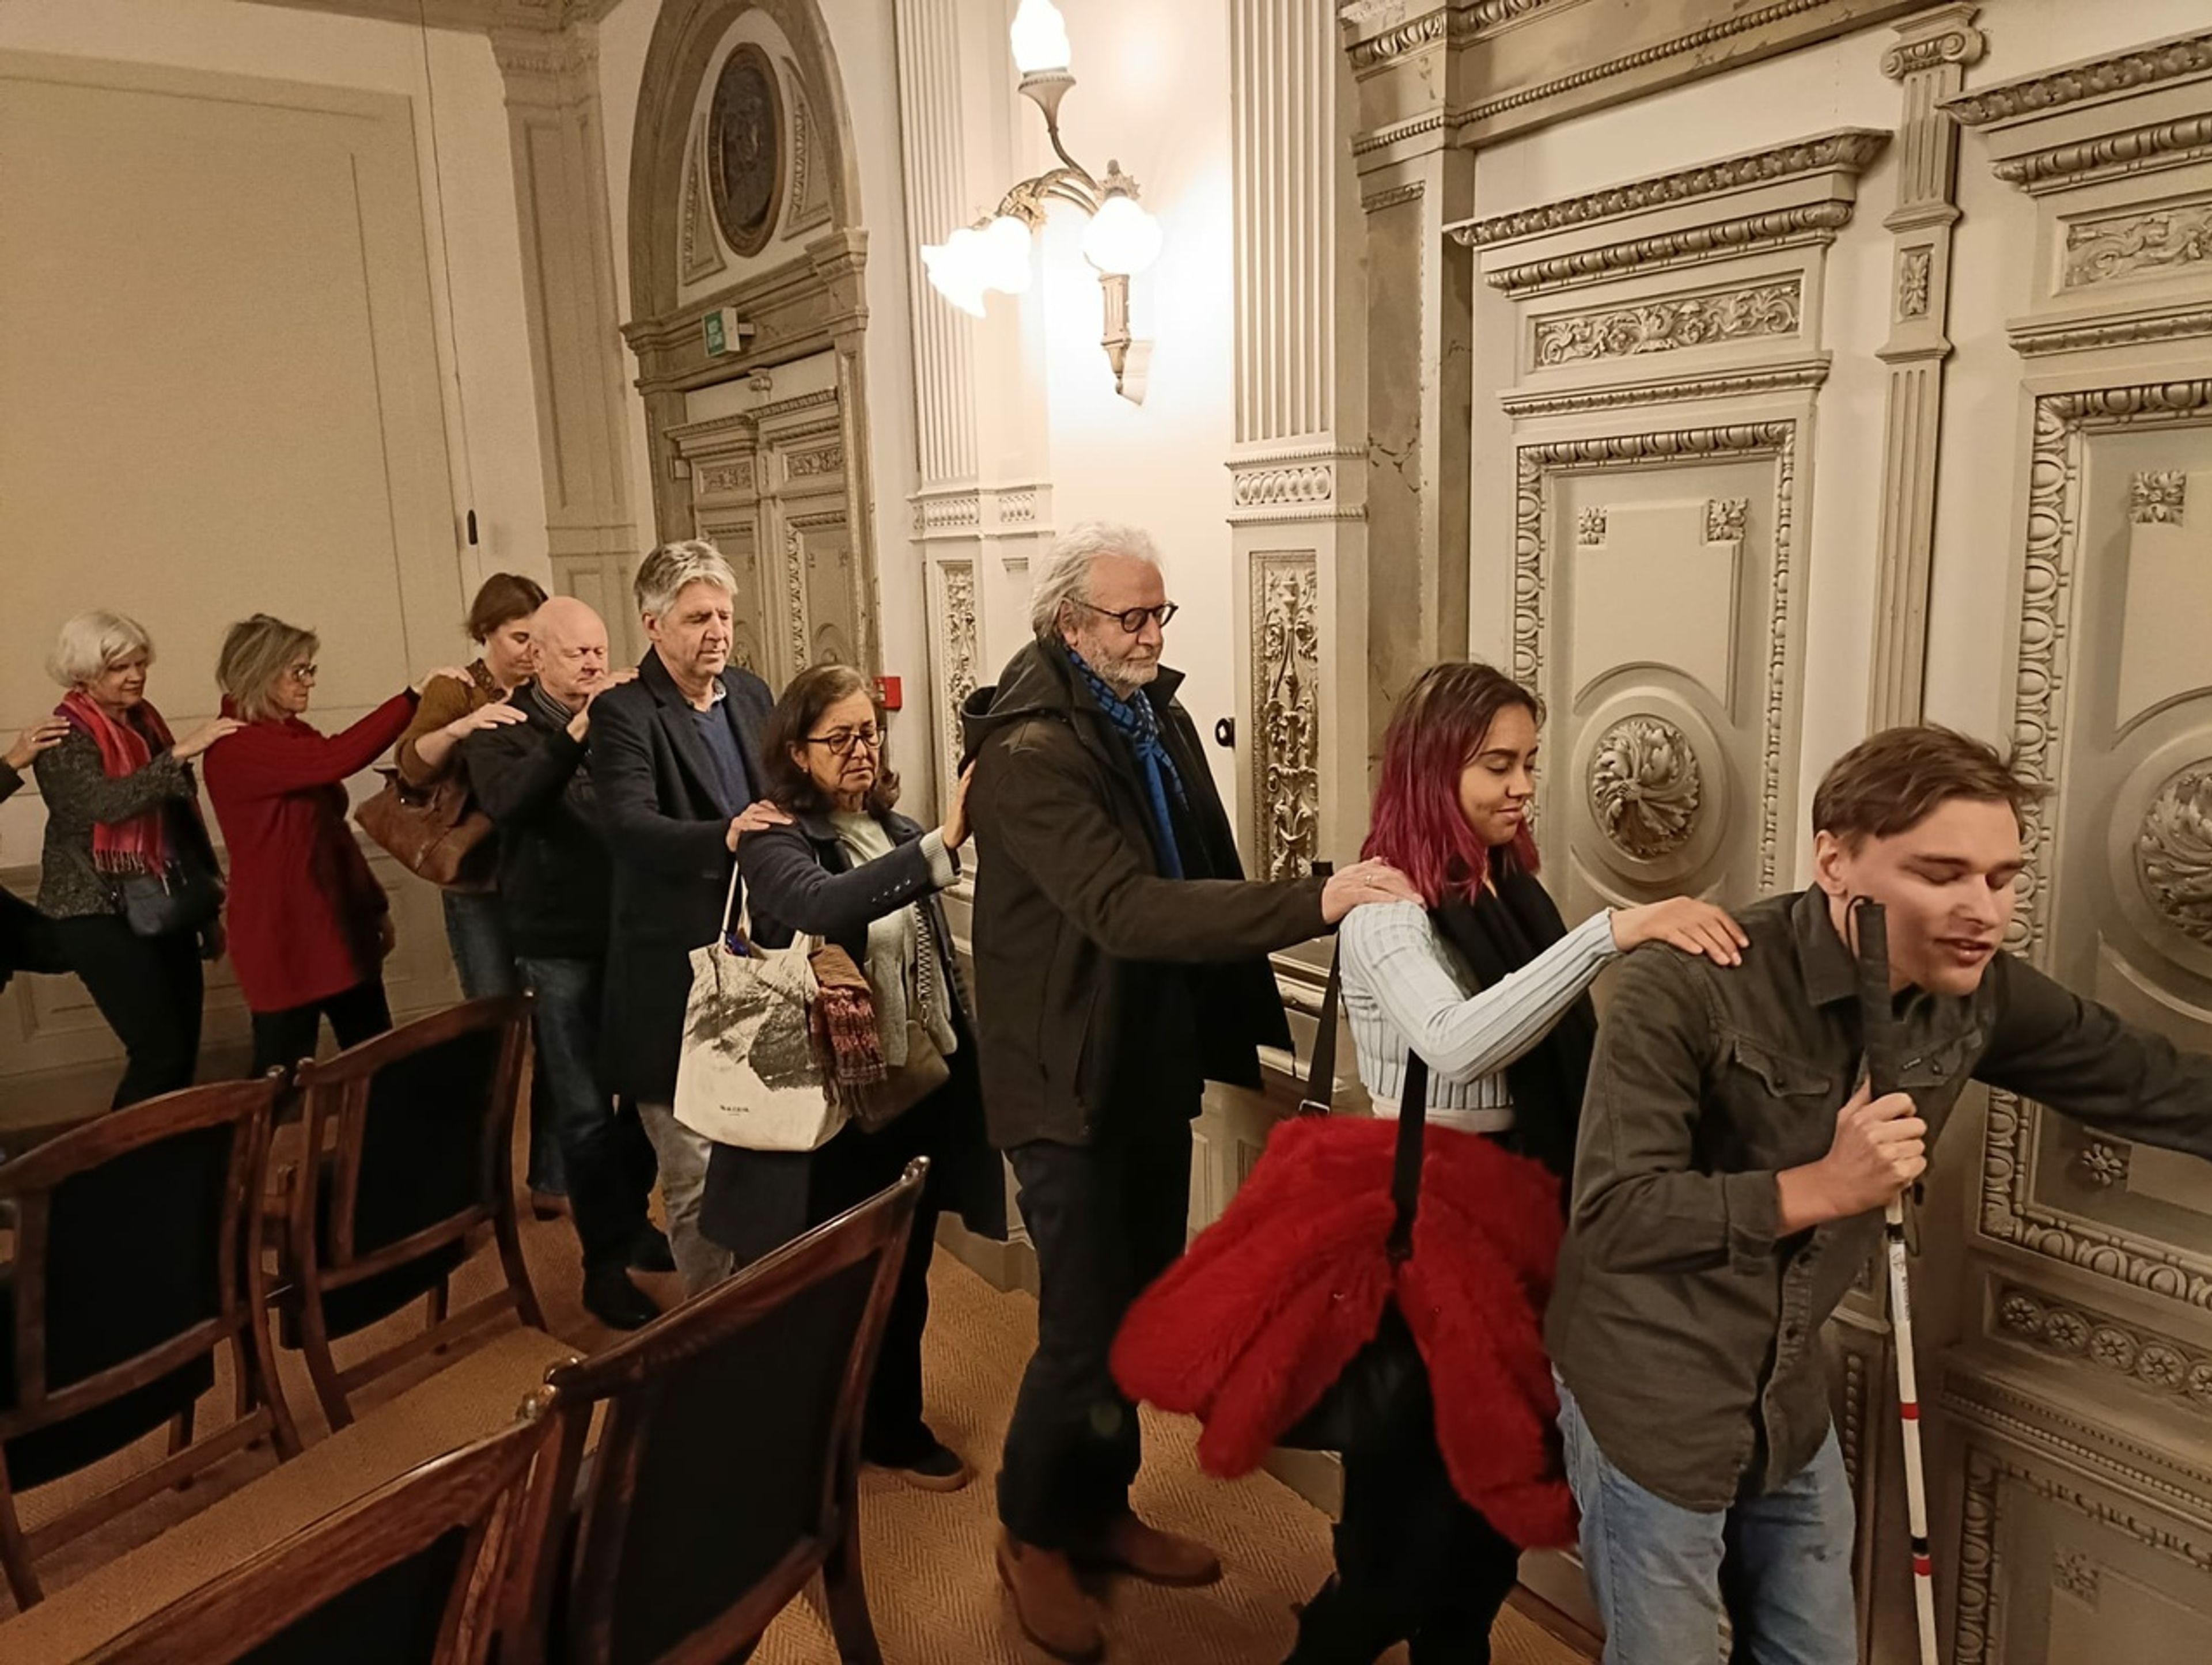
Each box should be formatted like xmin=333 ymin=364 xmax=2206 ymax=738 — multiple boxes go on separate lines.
xmin=0 ymin=1075 xmax=299 ymax=1609
xmin=276 ymin=996 xmax=546 ymax=1431
xmin=78 ymin=1398 xmax=559 ymax=1665
xmin=512 ymin=1158 xmax=929 ymax=1665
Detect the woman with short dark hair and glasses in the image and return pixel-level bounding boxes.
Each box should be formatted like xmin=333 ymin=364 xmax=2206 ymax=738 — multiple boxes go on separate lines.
xmin=699 ymin=662 xmax=1005 ymax=1492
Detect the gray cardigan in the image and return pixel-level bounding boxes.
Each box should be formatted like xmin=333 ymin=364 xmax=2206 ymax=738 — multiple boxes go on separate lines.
xmin=32 ymin=727 xmax=199 ymax=919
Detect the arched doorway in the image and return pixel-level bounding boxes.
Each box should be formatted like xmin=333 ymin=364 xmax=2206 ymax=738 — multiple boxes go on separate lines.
xmin=624 ymin=0 xmax=878 ymax=687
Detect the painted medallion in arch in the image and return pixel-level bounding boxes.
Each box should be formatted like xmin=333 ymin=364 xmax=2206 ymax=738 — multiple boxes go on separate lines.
xmin=707 ymin=42 xmax=786 ymax=259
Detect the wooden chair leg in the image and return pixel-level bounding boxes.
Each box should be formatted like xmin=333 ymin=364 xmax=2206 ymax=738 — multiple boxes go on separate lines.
xmin=820 ymin=1504 xmax=884 ymax=1665
xmin=491 ymin=1190 xmax=548 ymax=1332
xmin=0 ymin=1459 xmax=44 ymax=1610
xmin=243 ymin=1273 xmax=303 ymax=1461
xmin=295 ymin=1294 xmax=355 ymax=1432
xmin=427 ymin=1275 xmax=451 ymax=1348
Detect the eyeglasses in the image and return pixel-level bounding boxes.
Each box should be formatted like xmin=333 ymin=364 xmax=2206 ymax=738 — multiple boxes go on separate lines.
xmin=1077 ymin=601 xmax=1179 ymax=635
xmin=804 ymin=726 xmax=884 ymax=757
xmin=282 ymin=663 xmax=319 ymax=684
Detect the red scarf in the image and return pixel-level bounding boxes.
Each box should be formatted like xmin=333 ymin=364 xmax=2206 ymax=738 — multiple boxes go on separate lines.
xmin=58 ymin=688 xmax=177 ymax=875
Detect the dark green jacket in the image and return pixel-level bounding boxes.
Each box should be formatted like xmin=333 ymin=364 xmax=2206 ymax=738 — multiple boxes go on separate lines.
xmin=1550 ymin=886 xmax=2212 ymax=1511
xmin=960 ymin=640 xmax=1325 ymax=1148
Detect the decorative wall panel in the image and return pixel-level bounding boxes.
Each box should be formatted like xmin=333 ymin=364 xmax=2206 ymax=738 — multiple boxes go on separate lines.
xmin=1251 ymin=554 xmax=1321 ymax=882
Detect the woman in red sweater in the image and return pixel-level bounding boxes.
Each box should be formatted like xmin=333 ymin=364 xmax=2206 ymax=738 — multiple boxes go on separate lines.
xmin=204 ymin=613 xmax=463 ymax=1075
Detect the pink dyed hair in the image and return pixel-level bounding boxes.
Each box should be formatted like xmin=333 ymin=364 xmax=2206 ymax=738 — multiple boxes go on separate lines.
xmin=1361 ymin=662 xmax=1541 ymax=907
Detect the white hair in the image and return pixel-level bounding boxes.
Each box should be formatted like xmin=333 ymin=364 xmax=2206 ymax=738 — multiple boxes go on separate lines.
xmin=634 ymin=539 xmax=738 ymax=621
xmin=1028 ymin=522 xmax=1164 ymax=640
xmin=49 ymin=610 xmax=154 ymax=687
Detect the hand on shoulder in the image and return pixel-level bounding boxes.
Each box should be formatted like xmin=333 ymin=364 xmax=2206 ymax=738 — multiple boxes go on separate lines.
xmin=1609 ymin=896 xmax=1748 ymax=965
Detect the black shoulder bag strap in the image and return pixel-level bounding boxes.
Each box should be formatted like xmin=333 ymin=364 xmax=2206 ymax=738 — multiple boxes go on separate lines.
xmin=1297 ymin=876 xmax=1432 ymax=1269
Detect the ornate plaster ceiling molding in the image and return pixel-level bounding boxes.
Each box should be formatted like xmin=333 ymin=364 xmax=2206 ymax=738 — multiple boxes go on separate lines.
xmin=1476 ymin=202 xmax=1854 ymax=298
xmin=1496 ymin=358 xmax=1830 ymax=418
xmin=1943 ymin=29 xmax=2212 ymax=129
xmin=1453 ymin=128 xmax=1888 ymax=248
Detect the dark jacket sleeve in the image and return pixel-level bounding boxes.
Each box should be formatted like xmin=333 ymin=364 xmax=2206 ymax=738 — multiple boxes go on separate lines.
xmin=589 ymin=687 xmax=732 ymax=874
xmin=33 ymin=729 xmax=192 ymax=823
xmin=463 ymin=720 xmax=584 ymax=828
xmin=0 ymin=759 xmax=21 ymax=805
xmin=1566 ymin=946 xmax=1785 ymax=1276
xmin=738 ymin=822 xmax=942 ymax=943
xmin=1978 ymin=955 xmax=2212 ymax=1162
xmin=974 ymin=725 xmax=1326 ymax=962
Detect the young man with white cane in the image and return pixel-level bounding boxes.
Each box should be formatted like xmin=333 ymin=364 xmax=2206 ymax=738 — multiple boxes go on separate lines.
xmin=1548 ymin=726 xmax=2212 ymax=1664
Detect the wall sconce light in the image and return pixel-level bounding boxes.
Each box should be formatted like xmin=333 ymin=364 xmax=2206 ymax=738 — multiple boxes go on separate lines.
xmin=920 ymin=0 xmax=1161 ymax=404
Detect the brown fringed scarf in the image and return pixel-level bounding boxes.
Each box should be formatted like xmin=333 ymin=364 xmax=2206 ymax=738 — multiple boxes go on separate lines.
xmin=810 ymin=943 xmax=887 ymax=1087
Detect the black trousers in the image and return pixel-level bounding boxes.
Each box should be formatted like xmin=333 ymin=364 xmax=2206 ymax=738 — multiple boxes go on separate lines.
xmin=54 ymin=915 xmax=204 ymax=1108
xmin=1301 ymin=1418 xmax=1524 ymax=1663
xmin=249 ymin=978 xmax=392 ymax=1078
xmin=996 ymin=1104 xmax=1195 ymax=1549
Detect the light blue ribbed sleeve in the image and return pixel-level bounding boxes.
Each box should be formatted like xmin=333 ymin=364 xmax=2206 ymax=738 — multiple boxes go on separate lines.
xmin=1338 ymin=900 xmax=1619 ymax=1090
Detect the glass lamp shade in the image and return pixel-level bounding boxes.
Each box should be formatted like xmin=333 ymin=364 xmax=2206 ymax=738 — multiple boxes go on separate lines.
xmin=1081 ymin=194 xmax=1163 ymax=276
xmin=1009 ymin=0 xmax=1072 ymax=76
xmin=979 ymin=215 xmax=1036 ymax=295
xmin=921 ymin=228 xmax=989 ymax=318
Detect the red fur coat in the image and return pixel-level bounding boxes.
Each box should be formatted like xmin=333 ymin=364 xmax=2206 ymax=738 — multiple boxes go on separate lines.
xmin=1111 ymin=1113 xmax=1577 ymax=1549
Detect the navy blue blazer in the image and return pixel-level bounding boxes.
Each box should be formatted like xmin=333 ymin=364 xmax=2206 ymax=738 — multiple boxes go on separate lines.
xmin=590 ymin=650 xmax=775 ymax=1103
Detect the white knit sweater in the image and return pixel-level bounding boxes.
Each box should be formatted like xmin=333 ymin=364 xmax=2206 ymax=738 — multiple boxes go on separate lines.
xmin=1335 ymin=900 xmax=1619 ymax=1135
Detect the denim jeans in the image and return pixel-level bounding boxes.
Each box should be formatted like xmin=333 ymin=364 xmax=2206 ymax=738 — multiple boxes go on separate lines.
xmin=1556 ymin=1374 xmax=1857 ymax=1665
xmin=443 ymin=888 xmax=563 ymax=1196
xmin=516 ymin=956 xmax=653 ymax=1272
xmin=637 ymin=1100 xmax=733 ymax=1294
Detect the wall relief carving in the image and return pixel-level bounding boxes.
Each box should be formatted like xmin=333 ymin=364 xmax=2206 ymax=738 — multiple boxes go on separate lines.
xmin=1253 ymin=555 xmax=1321 ymax=883
xmin=2080 ymin=1140 xmax=2133 ymax=1189
xmin=785 ymin=443 xmax=844 ymax=478
xmin=938 ymin=562 xmax=978 ymax=791
xmin=2137 ymin=764 xmax=2212 ymax=943
xmin=2133 ymin=469 xmax=2188 ymax=524
xmin=1987 ymin=380 xmax=2212 ymax=1309
xmin=1897 ymin=245 xmax=1933 ymax=317
xmin=1706 ymin=496 xmax=1749 ymax=543
xmin=1514 ymin=423 xmax=1797 ymax=887
xmin=1954 ymin=1445 xmax=2212 ymax=1665
xmin=2065 ymin=202 xmax=2212 ymax=289
xmin=2053 ymin=1548 xmax=2104 ymax=1606
xmin=1576 ymin=506 xmax=1608 ymax=545
xmin=1533 ymin=280 xmax=1801 ymax=366
xmin=1942 ymin=30 xmax=2212 ymax=128
xmin=1588 ymin=716 xmax=1703 ymax=860
xmin=1473 ymin=203 xmax=1855 ymax=298
xmin=1997 ymin=1284 xmax=2212 ymax=1412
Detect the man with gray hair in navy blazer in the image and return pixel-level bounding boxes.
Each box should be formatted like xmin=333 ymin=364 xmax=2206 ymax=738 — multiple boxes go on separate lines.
xmin=591 ymin=540 xmax=789 ymax=1294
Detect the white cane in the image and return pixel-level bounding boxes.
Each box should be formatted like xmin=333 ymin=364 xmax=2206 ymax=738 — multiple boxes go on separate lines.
xmin=1852 ymin=898 xmax=1941 ymax=1665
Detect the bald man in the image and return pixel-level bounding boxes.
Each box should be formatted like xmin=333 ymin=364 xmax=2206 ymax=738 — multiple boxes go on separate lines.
xmin=464 ymin=596 xmax=665 ymax=1330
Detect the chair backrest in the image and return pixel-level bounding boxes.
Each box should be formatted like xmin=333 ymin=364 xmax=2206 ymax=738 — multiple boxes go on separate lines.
xmin=519 ymin=1159 xmax=927 ymax=1665
xmin=0 ymin=1075 xmax=291 ymax=1606
xmin=282 ymin=996 xmax=546 ymax=1426
xmin=79 ymin=1400 xmax=559 ymax=1665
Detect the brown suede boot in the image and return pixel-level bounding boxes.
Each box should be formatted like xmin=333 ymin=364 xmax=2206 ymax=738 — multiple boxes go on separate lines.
xmin=1074 ymin=1511 xmax=1224 ymax=1587
xmin=997 ymin=1533 xmax=1107 ymax=1662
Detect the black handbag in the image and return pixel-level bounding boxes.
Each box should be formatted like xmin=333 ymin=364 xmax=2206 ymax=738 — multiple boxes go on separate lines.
xmin=118 ymin=860 xmax=225 ymax=939
xmin=1278 ymin=945 xmax=1438 ymax=1455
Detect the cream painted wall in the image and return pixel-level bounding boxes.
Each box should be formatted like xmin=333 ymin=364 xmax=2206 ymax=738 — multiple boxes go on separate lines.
xmin=1469 ymin=0 xmax=2212 ymax=890
xmin=0 ymin=0 xmax=547 ymax=872
xmin=1032 ymin=0 xmax=1241 ymax=813
xmin=594 ymin=0 xmax=932 ymax=794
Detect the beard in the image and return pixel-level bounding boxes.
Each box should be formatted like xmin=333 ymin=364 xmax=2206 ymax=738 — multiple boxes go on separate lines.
xmin=1077 ymin=638 xmax=1161 ymax=700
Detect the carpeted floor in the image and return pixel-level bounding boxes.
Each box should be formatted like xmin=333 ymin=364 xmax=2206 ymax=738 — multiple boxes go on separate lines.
xmin=7 ymin=1131 xmax=1593 ymax=1664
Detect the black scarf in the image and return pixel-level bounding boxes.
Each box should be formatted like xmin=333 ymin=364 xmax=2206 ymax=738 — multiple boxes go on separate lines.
xmin=1430 ymin=864 xmax=1596 ymax=1184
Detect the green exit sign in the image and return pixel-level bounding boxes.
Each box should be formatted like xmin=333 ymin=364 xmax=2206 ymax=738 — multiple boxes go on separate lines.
xmin=703 ymin=310 xmax=728 ymax=355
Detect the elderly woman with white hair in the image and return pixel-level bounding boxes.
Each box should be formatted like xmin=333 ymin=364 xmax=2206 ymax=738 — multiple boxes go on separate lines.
xmin=203 ymin=613 xmax=466 ymax=1076
xmin=33 ymin=610 xmax=242 ymax=1106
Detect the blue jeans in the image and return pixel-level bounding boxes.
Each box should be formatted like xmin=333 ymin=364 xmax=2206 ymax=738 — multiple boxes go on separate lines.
xmin=516 ymin=955 xmax=653 ymax=1270
xmin=444 ymin=889 xmax=563 ymax=1196
xmin=1556 ymin=1374 xmax=1857 ymax=1665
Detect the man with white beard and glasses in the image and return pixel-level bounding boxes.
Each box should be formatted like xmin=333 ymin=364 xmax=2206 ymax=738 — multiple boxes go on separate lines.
xmin=960 ymin=522 xmax=1420 ymax=1661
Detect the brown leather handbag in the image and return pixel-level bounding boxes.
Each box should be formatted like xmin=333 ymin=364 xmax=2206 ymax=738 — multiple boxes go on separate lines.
xmin=354 ymin=768 xmax=495 ymax=889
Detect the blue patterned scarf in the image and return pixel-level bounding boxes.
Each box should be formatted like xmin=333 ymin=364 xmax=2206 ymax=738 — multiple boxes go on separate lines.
xmin=1068 ymin=647 xmax=1188 ymax=879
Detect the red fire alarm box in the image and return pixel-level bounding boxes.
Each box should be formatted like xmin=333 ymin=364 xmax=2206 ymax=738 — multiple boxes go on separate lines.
xmin=874 ymin=676 xmax=904 ymax=711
